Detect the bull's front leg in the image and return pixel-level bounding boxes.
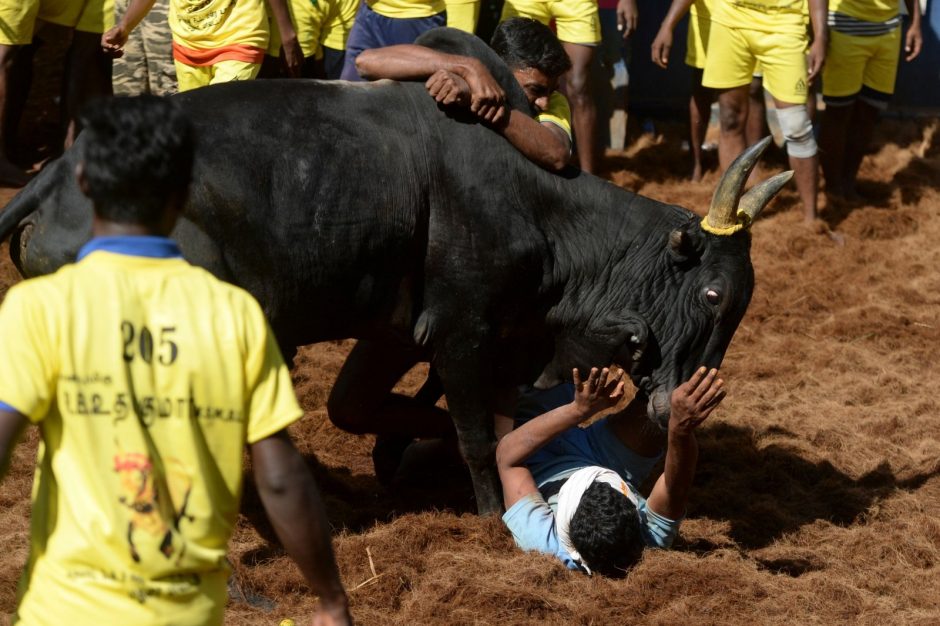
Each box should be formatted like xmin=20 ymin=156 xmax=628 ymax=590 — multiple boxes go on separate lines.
xmin=433 ymin=334 xmax=503 ymax=516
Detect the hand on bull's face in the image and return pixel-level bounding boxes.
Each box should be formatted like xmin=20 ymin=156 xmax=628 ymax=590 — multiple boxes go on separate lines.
xmin=571 ymin=367 xmax=625 ymax=420
xmin=668 ymin=367 xmax=725 ymax=436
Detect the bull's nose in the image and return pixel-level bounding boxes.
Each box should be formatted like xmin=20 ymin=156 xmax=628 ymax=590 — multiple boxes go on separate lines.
xmin=647 ymin=387 xmax=671 ymax=430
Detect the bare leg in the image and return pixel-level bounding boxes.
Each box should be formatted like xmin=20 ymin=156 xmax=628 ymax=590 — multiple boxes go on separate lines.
xmin=842 ymin=99 xmax=879 ymax=198
xmin=819 ymin=102 xmax=853 ymax=199
xmin=563 ymin=42 xmax=598 ymax=174
xmin=0 ymin=44 xmax=30 ymax=187
xmin=716 ymin=85 xmax=750 ymax=172
xmin=689 ymin=68 xmax=713 ymax=182
xmin=327 ymin=339 xmax=453 ymax=438
xmin=774 ymin=98 xmax=818 ymax=223
xmin=63 ymin=30 xmax=113 ymax=148
xmin=745 ymin=75 xmax=767 ymax=147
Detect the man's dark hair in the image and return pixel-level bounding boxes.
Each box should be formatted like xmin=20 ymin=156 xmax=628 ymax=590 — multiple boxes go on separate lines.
xmin=569 ymin=482 xmax=645 ymax=577
xmin=490 ymin=17 xmax=572 ymax=79
xmin=79 ymin=95 xmax=194 ymax=226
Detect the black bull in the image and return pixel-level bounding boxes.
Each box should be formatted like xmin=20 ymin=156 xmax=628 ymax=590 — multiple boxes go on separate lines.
xmin=0 ymin=30 xmax=791 ymax=515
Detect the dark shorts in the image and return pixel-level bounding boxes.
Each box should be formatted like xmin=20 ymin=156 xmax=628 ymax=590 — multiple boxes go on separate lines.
xmin=340 ymin=2 xmax=447 ymax=81
xmin=322 ymin=45 xmax=345 ymax=80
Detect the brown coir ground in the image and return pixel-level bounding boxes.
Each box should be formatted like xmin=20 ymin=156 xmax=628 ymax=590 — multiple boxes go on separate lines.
xmin=1 ymin=116 xmax=939 ymax=625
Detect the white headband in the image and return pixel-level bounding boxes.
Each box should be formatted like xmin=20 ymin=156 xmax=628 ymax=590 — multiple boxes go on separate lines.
xmin=556 ymin=466 xmax=636 ymax=575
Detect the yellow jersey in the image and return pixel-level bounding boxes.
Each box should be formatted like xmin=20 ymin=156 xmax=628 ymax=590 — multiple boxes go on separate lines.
xmin=710 ymin=0 xmax=808 ymax=34
xmin=322 ymin=0 xmax=359 ymax=50
xmin=0 ymin=237 xmax=303 ymax=626
xmin=536 ymin=91 xmax=573 ymax=142
xmin=368 ymin=0 xmax=445 ymax=19
xmin=170 ymin=0 xmax=269 ymax=61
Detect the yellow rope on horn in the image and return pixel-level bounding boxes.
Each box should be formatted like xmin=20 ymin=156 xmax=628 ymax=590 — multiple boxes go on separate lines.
xmin=700 ymin=209 xmax=753 ymax=236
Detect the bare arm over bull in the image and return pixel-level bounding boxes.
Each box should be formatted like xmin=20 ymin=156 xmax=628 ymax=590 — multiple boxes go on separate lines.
xmin=356 ymin=45 xmax=570 ymax=170
xmin=496 ymin=368 xmax=625 ymax=510
xmin=356 ymin=45 xmax=506 ymax=123
xmin=645 ymin=367 xmax=725 ymax=521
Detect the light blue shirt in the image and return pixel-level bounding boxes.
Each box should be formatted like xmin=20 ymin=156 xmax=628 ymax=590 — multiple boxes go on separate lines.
xmin=503 ymin=384 xmax=682 ymax=570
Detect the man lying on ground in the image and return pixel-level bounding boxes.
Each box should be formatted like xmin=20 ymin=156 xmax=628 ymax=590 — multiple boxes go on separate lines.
xmin=497 ymin=366 xmax=724 ymax=575
xmin=0 ymin=96 xmax=350 ymax=625
xmin=356 ymin=18 xmax=574 ymax=172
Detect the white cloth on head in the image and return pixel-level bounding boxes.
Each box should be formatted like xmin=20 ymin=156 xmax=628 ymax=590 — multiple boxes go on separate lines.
xmin=555 ymin=465 xmax=637 ymax=575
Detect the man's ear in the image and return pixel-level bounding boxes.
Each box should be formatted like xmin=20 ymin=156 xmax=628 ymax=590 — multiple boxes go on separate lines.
xmin=75 ymin=161 xmax=91 ymax=197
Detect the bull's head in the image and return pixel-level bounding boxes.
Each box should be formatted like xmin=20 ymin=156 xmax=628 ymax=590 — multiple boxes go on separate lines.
xmin=634 ymin=137 xmax=792 ymax=428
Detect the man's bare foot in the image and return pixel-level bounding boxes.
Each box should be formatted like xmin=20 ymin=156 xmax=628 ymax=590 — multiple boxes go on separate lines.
xmin=0 ymin=158 xmax=29 ymax=187
xmin=807 ymin=218 xmax=845 ymax=246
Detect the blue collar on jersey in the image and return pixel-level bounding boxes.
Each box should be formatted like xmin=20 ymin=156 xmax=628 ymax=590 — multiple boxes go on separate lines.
xmin=77 ymin=236 xmax=183 ymax=261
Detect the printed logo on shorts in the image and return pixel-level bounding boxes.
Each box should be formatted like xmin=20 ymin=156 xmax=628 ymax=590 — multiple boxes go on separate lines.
xmin=795 ymin=78 xmax=807 ymax=95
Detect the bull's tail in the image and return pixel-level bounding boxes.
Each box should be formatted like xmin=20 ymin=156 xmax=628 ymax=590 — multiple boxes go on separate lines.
xmin=0 ymin=163 xmax=56 ymax=242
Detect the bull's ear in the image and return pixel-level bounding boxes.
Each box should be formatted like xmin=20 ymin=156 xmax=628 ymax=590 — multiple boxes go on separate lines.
xmin=668 ymin=229 xmax=702 ymax=263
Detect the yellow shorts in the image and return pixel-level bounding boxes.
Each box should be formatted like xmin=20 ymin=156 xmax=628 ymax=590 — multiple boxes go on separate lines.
xmin=174 ymin=59 xmax=261 ymax=92
xmin=446 ymin=0 xmax=480 ymax=34
xmin=822 ymin=28 xmax=900 ymax=104
xmin=702 ymin=20 xmax=808 ymax=104
xmin=267 ymin=0 xmax=324 ymax=59
xmin=74 ymin=0 xmax=113 ymax=33
xmin=0 ymin=0 xmax=111 ymax=45
xmin=500 ymin=0 xmax=600 ymax=45
xmin=685 ymin=13 xmax=710 ymax=69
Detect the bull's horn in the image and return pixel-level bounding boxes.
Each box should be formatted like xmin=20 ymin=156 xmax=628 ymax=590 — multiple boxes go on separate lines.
xmin=737 ymin=170 xmax=794 ymax=227
xmin=704 ymin=136 xmax=773 ymax=235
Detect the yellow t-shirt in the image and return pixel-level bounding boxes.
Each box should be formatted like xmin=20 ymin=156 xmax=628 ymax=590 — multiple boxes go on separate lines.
xmin=711 ymin=0 xmax=807 ymax=34
xmin=0 ymin=239 xmax=302 ymax=626
xmin=368 ymin=0 xmax=445 ymax=19
xmin=829 ymin=0 xmax=898 ymax=22
xmin=170 ymin=0 xmax=269 ymax=52
xmin=322 ymin=0 xmax=359 ymax=50
xmin=536 ymin=91 xmax=572 ymax=142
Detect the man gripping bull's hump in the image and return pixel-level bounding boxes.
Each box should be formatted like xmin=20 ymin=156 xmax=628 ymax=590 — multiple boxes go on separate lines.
xmin=356 ymin=19 xmax=574 ymax=172
xmin=0 ymin=20 xmax=793 ymax=514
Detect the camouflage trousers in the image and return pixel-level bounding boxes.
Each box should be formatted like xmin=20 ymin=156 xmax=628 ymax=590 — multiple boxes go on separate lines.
xmin=113 ymin=0 xmax=177 ymax=96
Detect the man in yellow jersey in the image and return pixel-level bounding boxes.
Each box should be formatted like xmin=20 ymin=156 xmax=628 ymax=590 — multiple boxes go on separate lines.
xmin=101 ymin=0 xmax=302 ymax=91
xmin=340 ymin=0 xmax=447 ymax=80
xmin=819 ymin=0 xmax=921 ymax=200
xmin=702 ymin=0 xmax=827 ymax=225
xmin=0 ymin=0 xmax=115 ymax=184
xmin=498 ymin=0 xmax=636 ymax=174
xmin=265 ymin=0 xmax=358 ymax=78
xmin=356 ymin=18 xmax=573 ymax=172
xmin=0 ymin=96 xmax=351 ymax=626
xmin=652 ymin=0 xmax=768 ymax=181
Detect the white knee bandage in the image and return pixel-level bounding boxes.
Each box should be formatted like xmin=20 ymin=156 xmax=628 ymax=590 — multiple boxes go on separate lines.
xmin=776 ymin=105 xmax=817 ymax=158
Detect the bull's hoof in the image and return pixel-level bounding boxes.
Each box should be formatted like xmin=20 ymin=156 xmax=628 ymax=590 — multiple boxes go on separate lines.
xmin=372 ymin=435 xmax=414 ymax=486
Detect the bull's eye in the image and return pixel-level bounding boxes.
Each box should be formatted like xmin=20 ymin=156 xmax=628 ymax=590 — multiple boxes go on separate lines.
xmin=705 ymin=289 xmax=721 ymax=305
